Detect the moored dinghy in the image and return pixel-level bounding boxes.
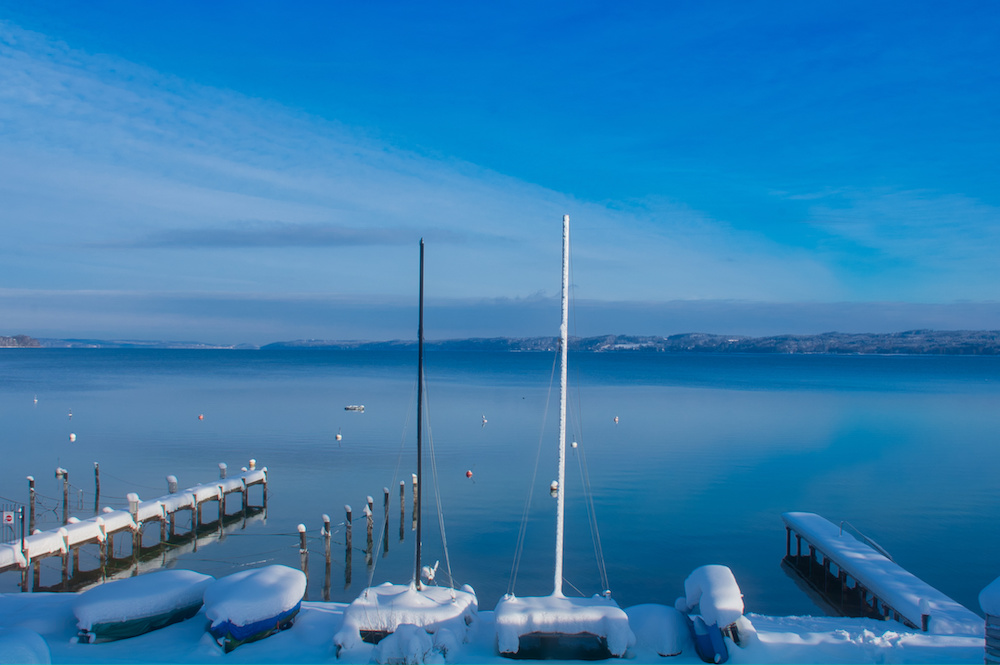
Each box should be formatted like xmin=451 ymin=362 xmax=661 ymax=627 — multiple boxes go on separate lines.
xmin=494 ymin=216 xmax=634 ymax=658
xmin=74 ymin=569 xmax=213 ymax=644
xmin=204 ymin=564 xmax=305 ymax=652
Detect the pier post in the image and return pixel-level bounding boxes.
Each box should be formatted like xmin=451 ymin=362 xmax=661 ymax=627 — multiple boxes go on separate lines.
xmin=399 ymin=481 xmax=405 ymax=542
xmin=412 ymin=474 xmax=417 ymax=531
xmin=785 ymin=527 xmax=791 ymax=558
xmin=167 ymin=475 xmax=178 ymax=494
xmin=27 ymin=476 xmax=35 ymax=533
xmin=218 ymin=464 xmax=227 ymax=519
xmin=345 ymin=505 xmax=352 ymax=590
xmin=298 ymin=524 xmax=308 ymax=600
xmin=128 ymin=493 xmax=140 ymax=562
xmin=383 ymin=487 xmax=389 ymax=557
xmin=323 ymin=514 xmax=332 ymax=602
xmin=56 ymin=468 xmax=69 ymax=524
xmin=61 ymin=529 xmax=69 ymax=591
xmin=94 ymin=463 xmax=101 ymax=514
xmin=365 ymin=497 xmax=373 ymax=566
xmin=323 ymin=514 xmax=332 ymax=561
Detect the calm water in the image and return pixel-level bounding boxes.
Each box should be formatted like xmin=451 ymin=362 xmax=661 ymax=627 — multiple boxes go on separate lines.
xmin=1 ymin=349 xmax=999 ymax=618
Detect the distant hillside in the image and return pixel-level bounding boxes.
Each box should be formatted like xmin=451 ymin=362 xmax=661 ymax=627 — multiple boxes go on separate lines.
xmin=7 ymin=330 xmax=1000 ymax=354
xmin=0 ymin=334 xmax=40 ymax=348
xmin=265 ymin=330 xmax=1000 ymax=355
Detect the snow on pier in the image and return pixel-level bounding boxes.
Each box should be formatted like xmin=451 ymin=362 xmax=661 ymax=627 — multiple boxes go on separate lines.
xmin=0 ymin=462 xmax=267 ymax=591
xmin=782 ymin=511 xmax=982 ymax=636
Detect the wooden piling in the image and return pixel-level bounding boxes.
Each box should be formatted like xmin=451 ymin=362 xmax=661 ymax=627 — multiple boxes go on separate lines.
xmin=345 ymin=504 xmax=352 ymax=590
xmin=94 ymin=463 xmax=101 ymax=514
xmin=399 ymin=481 xmax=405 ymax=543
xmin=27 ymin=476 xmax=35 ymax=533
xmin=298 ymin=524 xmax=308 ymax=600
xmin=411 ymin=474 xmax=417 ymax=531
xmin=382 ymin=487 xmax=389 ymax=556
xmin=56 ymin=468 xmax=69 ymax=524
xmin=323 ymin=514 xmax=331 ymax=602
xmin=365 ymin=497 xmax=374 ymax=557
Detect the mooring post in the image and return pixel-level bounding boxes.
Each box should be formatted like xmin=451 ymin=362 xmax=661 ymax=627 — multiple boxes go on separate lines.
xmin=128 ymin=493 xmax=140 ymax=562
xmin=20 ymin=506 xmax=27 ymax=592
xmin=323 ymin=514 xmax=332 ymax=560
xmin=382 ymin=487 xmax=389 ymax=556
xmin=345 ymin=504 xmax=352 ymax=590
xmin=27 ymin=476 xmax=35 ymax=533
xmin=298 ymin=523 xmax=308 ymax=600
xmin=411 ymin=473 xmax=417 ymax=531
xmin=323 ymin=514 xmax=332 ymax=602
xmin=94 ymin=462 xmax=101 ymax=514
xmin=365 ymin=497 xmax=374 ymax=556
xmin=56 ymin=467 xmax=69 ymax=524
xmin=399 ymin=481 xmax=405 ymax=542
xmin=61 ymin=529 xmax=69 ymax=591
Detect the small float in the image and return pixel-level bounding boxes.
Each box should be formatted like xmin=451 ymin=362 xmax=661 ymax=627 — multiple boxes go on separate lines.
xmin=344 ymin=405 xmax=365 ymax=412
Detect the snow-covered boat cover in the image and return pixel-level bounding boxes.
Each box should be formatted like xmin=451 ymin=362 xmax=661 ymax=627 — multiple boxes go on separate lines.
xmin=677 ymin=564 xmax=745 ymax=627
xmin=334 ymin=582 xmax=478 ymax=650
xmin=203 ymin=564 xmax=305 ymax=644
xmin=74 ymin=569 xmax=213 ymax=642
xmin=782 ymin=512 xmax=982 ymax=635
xmin=494 ymin=593 xmax=635 ymax=656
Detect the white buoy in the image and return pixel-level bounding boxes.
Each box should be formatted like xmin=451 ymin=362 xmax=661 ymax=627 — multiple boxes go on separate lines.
xmin=336 ymin=428 xmax=342 ymax=442
xmin=571 ymin=441 xmax=578 ymax=448
xmin=549 ymin=480 xmax=559 ymax=497
xmin=614 ymin=415 xmax=619 ymax=424
xmin=68 ymin=433 xmax=76 ymax=443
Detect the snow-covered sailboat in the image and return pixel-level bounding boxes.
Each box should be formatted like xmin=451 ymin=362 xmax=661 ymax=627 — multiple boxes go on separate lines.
xmin=334 ymin=239 xmax=477 ymax=655
xmin=494 ymin=215 xmax=635 ymax=659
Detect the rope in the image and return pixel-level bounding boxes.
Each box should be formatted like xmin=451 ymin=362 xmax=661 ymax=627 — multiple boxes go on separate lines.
xmin=421 ymin=383 xmax=456 ymax=598
xmin=506 ymin=347 xmax=560 ymax=596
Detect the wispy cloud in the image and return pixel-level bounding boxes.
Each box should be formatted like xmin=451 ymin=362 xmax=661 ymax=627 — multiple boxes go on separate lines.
xmin=99 ymin=221 xmax=477 ymax=249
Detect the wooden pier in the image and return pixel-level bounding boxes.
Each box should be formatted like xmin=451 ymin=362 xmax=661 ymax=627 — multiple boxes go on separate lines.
xmin=781 ymin=512 xmax=982 ymax=635
xmin=0 ymin=460 xmax=267 ymax=592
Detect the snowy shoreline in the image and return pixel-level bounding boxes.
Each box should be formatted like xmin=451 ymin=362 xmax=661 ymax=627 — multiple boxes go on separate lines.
xmin=0 ymin=590 xmax=986 ymax=664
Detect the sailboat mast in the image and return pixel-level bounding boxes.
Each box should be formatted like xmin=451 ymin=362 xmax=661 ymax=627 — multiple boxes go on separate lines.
xmin=554 ymin=214 xmax=569 ymax=597
xmin=415 ymin=238 xmax=425 ymax=590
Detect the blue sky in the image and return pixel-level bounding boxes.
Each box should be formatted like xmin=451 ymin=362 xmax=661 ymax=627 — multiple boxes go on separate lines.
xmin=1 ymin=1 xmax=999 ymax=344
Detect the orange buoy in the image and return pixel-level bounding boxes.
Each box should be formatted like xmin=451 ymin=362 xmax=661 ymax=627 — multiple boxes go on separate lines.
xmin=198 ymin=414 xmax=204 ymax=420
xmin=465 ymin=470 xmax=473 ymax=479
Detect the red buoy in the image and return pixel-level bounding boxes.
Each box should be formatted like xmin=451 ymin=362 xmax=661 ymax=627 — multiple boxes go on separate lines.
xmin=198 ymin=414 xmax=204 ymax=420
xmin=465 ymin=470 xmax=473 ymax=479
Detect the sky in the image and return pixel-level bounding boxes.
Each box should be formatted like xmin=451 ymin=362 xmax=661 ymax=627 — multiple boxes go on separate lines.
xmin=1 ymin=1 xmax=999 ymax=345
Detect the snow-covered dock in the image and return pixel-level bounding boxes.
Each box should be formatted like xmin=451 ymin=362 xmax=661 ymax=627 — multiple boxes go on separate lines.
xmin=782 ymin=512 xmax=982 ymax=636
xmin=0 ymin=462 xmax=267 ymax=592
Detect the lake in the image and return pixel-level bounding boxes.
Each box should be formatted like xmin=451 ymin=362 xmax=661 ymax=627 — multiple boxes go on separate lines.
xmin=1 ymin=349 xmax=998 ymax=619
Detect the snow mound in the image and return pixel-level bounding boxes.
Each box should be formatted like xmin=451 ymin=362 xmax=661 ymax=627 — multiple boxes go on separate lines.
xmin=372 ymin=623 xmax=463 ymax=664
xmin=334 ymin=582 xmax=477 ymax=651
xmin=625 ymin=603 xmax=692 ymax=657
xmin=494 ymin=593 xmax=635 ymax=657
xmin=678 ymin=564 xmax=744 ymax=627
xmin=0 ymin=627 xmax=51 ymax=664
xmin=73 ymin=570 xmax=213 ymax=642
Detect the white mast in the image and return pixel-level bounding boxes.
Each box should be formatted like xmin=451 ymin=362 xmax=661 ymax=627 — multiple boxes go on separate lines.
xmin=554 ymin=214 xmax=569 ymax=597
